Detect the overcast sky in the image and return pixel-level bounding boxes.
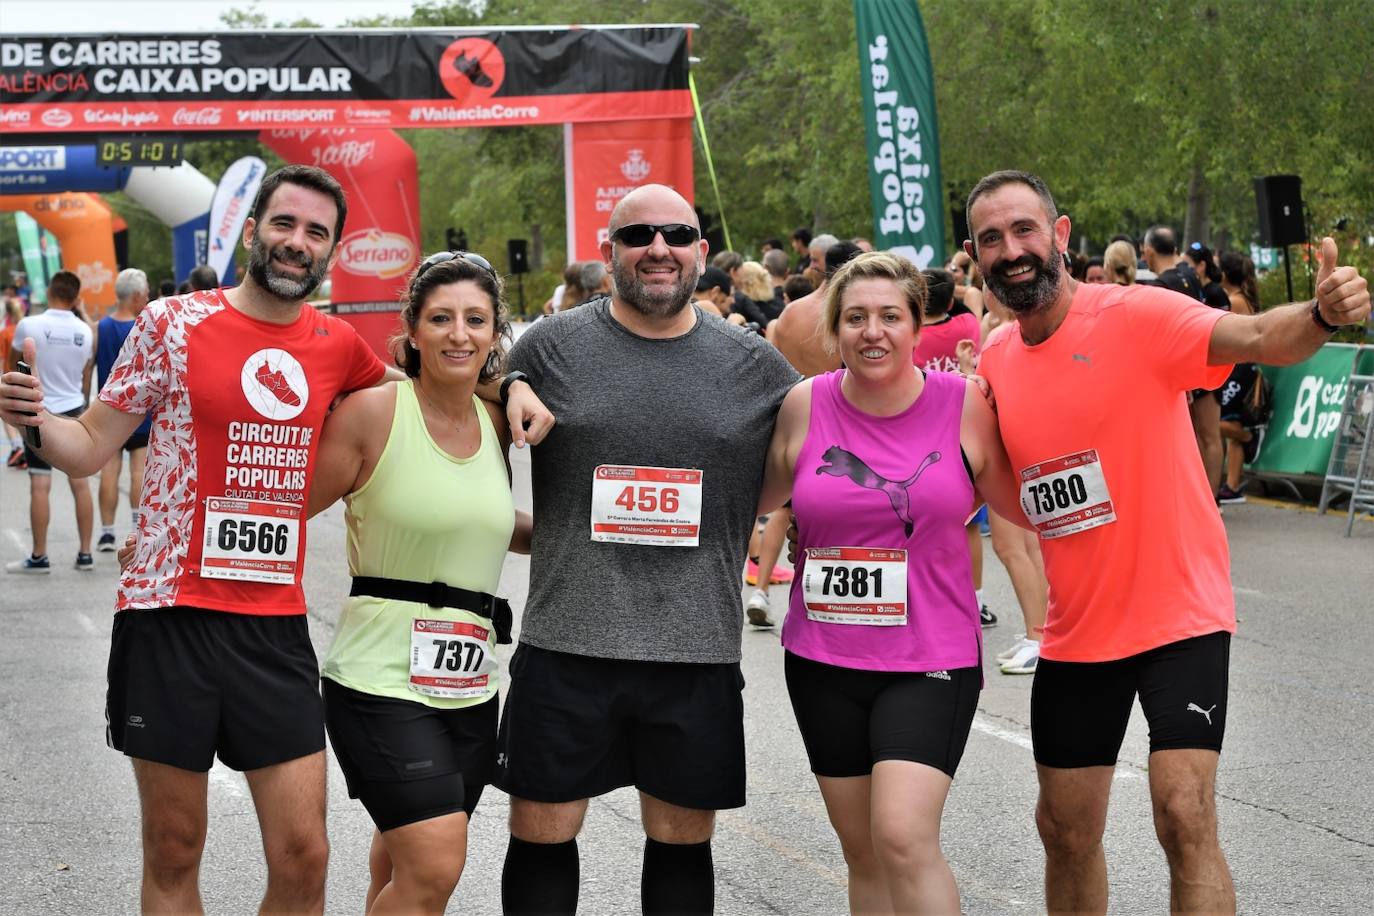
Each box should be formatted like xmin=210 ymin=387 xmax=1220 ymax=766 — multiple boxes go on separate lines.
xmin=1 ymin=0 xmax=425 ymax=33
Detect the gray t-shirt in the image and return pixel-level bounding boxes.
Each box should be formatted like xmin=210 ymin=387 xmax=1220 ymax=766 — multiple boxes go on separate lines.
xmin=509 ymin=299 xmax=801 ymax=663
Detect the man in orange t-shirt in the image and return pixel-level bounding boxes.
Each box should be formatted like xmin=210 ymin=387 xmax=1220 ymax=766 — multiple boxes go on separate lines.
xmin=966 ymin=169 xmax=1369 ymax=916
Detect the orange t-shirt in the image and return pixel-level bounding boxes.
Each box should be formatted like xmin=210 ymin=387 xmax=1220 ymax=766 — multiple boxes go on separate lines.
xmin=978 ymin=282 xmax=1235 ymax=662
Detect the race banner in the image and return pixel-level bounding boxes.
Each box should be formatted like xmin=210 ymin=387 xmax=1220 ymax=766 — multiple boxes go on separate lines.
xmin=0 ymin=193 xmax=118 ymax=307
xmin=14 ymin=212 xmax=61 ymax=304
xmin=206 ymin=156 xmax=264 ymax=282
xmin=0 ymin=29 xmax=691 ymax=134
xmin=853 ymin=0 xmax=944 ymax=268
xmin=565 ymin=118 xmax=694 ymax=262
xmin=1252 ymin=344 xmax=1374 ymax=477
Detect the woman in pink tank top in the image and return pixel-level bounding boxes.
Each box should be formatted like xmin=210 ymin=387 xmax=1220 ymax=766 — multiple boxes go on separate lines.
xmin=757 ymin=252 xmax=1027 ymax=914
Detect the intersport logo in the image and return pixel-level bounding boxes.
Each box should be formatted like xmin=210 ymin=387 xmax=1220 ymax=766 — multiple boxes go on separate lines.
xmin=41 ymin=109 xmax=73 ymax=128
xmin=173 ymin=107 xmax=223 ymax=126
xmin=337 ymin=229 xmax=416 ymax=279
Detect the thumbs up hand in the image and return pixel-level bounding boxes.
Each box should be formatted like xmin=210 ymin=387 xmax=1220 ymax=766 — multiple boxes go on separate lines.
xmin=1315 ymin=236 xmax=1370 ymax=328
xmin=0 ymin=337 xmax=46 ymax=429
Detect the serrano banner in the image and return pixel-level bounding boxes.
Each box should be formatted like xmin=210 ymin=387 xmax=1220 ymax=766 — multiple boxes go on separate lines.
xmin=565 ymin=118 xmax=695 ymax=262
xmin=853 ymin=0 xmax=944 ymax=268
xmin=0 ymin=28 xmax=692 ymax=133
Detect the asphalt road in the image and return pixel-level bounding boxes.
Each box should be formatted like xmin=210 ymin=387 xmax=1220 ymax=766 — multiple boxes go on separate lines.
xmin=2 ymin=444 xmax=1371 ymax=915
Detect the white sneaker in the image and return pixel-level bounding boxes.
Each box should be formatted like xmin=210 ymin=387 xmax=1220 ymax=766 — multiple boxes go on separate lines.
xmin=1000 ymin=640 xmax=1040 ymax=675
xmin=745 ymin=590 xmax=775 ymax=628
xmin=995 ymin=634 xmax=1031 ymax=663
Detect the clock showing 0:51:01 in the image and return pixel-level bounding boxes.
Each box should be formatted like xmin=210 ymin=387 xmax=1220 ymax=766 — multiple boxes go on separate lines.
xmin=96 ymin=136 xmax=184 ymax=167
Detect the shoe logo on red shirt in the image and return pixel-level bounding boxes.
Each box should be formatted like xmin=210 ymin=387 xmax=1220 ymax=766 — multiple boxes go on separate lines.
xmin=240 ymin=348 xmax=310 ymax=421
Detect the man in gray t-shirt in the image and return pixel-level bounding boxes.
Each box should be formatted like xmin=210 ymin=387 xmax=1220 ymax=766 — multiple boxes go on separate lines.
xmin=495 ymin=185 xmax=799 ymax=916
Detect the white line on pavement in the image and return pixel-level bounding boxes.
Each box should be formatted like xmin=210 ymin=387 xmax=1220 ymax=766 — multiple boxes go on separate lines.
xmin=972 ymin=715 xmax=1141 ymax=780
xmin=4 ymin=526 xmax=25 ymax=553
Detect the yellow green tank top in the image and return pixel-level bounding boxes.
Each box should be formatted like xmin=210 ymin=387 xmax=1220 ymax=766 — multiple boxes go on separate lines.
xmin=322 ymin=380 xmax=515 ymax=708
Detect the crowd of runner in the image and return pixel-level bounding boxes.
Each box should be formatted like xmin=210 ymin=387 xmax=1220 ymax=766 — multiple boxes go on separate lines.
xmin=1 ymin=164 xmax=1368 ymax=916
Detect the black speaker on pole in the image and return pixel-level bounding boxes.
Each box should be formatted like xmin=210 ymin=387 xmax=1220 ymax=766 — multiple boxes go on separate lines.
xmin=507 ymin=239 xmax=529 ymax=275
xmin=1254 ymin=175 xmax=1306 ymax=247
xmin=951 ymin=205 xmax=970 ymax=250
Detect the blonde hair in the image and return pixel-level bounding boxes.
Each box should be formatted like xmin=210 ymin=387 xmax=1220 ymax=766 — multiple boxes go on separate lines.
xmin=820 ymin=252 xmax=928 ymax=353
xmin=1103 ymin=241 xmax=1137 ymax=286
xmin=736 ymin=261 xmax=773 ymax=301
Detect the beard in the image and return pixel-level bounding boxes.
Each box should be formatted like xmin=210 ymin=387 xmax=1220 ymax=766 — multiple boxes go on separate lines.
xmin=610 ymin=255 xmax=698 ymax=319
xmin=246 ymin=234 xmax=329 ymax=302
xmin=983 ymin=247 xmax=1062 ymax=315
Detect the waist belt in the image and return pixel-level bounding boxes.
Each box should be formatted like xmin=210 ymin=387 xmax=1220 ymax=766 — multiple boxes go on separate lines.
xmin=349 ymin=575 xmax=512 ymax=645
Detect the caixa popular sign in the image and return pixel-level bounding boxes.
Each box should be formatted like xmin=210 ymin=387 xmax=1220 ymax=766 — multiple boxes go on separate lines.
xmin=0 ymin=30 xmax=692 ymax=132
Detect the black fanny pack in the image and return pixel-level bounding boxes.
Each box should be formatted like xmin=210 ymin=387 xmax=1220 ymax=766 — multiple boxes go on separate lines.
xmin=349 ymin=575 xmax=513 ymax=645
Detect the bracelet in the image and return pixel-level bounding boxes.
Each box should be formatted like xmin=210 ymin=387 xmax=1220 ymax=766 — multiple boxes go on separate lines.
xmin=1310 ymin=299 xmax=1341 ymax=334
xmin=498 ymin=370 xmax=529 ymax=407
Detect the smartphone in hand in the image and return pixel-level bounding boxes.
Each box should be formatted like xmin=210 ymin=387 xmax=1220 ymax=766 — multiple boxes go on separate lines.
xmin=14 ymin=360 xmax=41 ymax=450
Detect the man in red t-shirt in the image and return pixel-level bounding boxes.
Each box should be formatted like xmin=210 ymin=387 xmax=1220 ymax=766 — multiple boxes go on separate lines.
xmin=966 ymin=170 xmax=1368 ymax=915
xmin=0 ymin=166 xmax=552 ymax=913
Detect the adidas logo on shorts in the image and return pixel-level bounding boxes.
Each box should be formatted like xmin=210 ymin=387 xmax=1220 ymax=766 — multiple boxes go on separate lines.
xmin=925 ymin=670 xmax=951 ymax=681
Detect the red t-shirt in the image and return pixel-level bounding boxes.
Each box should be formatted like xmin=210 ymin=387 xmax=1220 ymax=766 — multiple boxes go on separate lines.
xmin=978 ymin=283 xmax=1234 ymax=661
xmin=100 ymin=290 xmax=385 ymax=615
xmin=913 ymin=312 xmax=981 ymax=372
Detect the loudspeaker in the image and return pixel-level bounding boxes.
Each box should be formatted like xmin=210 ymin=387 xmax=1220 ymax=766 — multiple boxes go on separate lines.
xmin=950 ymin=204 xmax=970 ymax=250
xmin=1254 ymin=175 xmax=1306 ymax=247
xmin=507 ymin=239 xmax=529 ymax=275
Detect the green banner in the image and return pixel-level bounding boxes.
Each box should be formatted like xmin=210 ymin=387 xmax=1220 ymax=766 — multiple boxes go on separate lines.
xmin=1251 ymin=344 xmax=1374 ymax=476
xmin=14 ymin=213 xmax=60 ymax=306
xmin=854 ymin=0 xmax=943 ymax=268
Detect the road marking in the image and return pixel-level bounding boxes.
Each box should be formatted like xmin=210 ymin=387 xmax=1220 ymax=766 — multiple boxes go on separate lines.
xmin=73 ymin=611 xmax=97 ymax=636
xmin=1234 ymin=586 xmax=1263 ymax=597
xmin=209 ymin=761 xmax=248 ymax=799
xmin=4 ymin=527 xmax=25 ymax=553
xmin=972 ymin=715 xmax=1141 ymax=780
xmin=717 ymin=810 xmax=846 ymax=887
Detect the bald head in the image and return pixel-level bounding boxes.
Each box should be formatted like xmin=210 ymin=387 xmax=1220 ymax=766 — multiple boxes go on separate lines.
xmin=607 ymin=184 xmax=699 ymax=237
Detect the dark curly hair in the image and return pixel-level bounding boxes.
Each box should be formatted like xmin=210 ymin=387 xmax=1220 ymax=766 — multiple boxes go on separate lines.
xmin=391 ymin=255 xmax=510 ymax=384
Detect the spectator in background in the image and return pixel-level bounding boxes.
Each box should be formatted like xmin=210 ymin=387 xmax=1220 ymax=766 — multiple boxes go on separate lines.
xmin=1068 ymin=252 xmax=1089 ymax=281
xmin=782 ymin=275 xmax=814 ymax=305
xmin=851 ymin=237 xmax=874 ymax=252
xmin=764 ymin=249 xmax=791 ymax=299
xmin=557 ymin=262 xmax=588 ymax=311
xmin=94 ymin=269 xmax=152 ymax=552
xmin=158 ymin=279 xmax=176 ymax=298
xmin=1084 ymin=257 xmax=1107 ymax=283
xmin=579 ymin=260 xmax=611 ymax=300
xmin=760 ymin=237 xmax=784 ymax=255
xmin=1216 ymin=252 xmax=1264 ymax=504
xmin=947 ymin=250 xmax=985 ymax=318
xmin=1102 ymin=240 xmax=1138 ymax=286
xmin=188 ymin=264 xmax=220 ymax=291
xmin=736 ymin=261 xmax=782 ymax=327
xmin=2 ymin=295 xmax=26 ymax=467
xmin=1186 ymin=243 xmax=1233 ymax=311
xmin=694 ymin=266 xmax=734 ymax=319
xmin=791 ymin=227 xmax=814 ymax=274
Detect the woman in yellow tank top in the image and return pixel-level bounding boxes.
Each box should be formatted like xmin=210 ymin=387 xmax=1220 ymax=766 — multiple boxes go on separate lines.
xmin=309 ymin=251 xmax=532 ymax=916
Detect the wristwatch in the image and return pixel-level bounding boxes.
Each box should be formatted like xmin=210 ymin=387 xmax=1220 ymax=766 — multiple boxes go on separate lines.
xmin=1310 ymin=299 xmax=1341 ymax=334
xmin=499 ymin=371 xmax=530 ymax=407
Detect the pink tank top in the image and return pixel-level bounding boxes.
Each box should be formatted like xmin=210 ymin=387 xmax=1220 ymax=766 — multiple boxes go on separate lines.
xmin=783 ymin=369 xmax=980 ymax=672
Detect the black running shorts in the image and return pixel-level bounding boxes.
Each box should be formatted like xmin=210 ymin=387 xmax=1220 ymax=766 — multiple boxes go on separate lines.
xmin=784 ymin=651 xmax=980 ymax=778
xmin=105 ymin=607 xmax=325 ymax=772
xmin=1031 ymin=630 xmax=1230 ymax=768
xmin=121 ymin=430 xmax=149 ymax=452
xmin=23 ymin=407 xmax=83 ymax=474
xmin=322 ymin=678 xmax=495 ymax=832
xmin=494 ymin=644 xmax=747 ymax=811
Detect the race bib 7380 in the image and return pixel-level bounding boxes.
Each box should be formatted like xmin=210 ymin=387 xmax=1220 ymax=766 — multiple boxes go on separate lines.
xmin=1019 ymin=449 xmax=1116 ymax=539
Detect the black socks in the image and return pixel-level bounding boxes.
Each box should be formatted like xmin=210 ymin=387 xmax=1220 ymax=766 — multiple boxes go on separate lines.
xmin=642 ymin=838 xmax=714 ymax=915
xmin=502 ymin=836 xmax=580 ymax=915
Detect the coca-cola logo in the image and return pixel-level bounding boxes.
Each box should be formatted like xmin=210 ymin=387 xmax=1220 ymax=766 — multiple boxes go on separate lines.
xmin=310 ymin=139 xmax=375 ymax=169
xmin=173 ymin=107 xmax=223 ymax=126
xmin=337 ymin=229 xmax=417 ymax=280
xmin=41 ymin=109 xmax=73 ymax=128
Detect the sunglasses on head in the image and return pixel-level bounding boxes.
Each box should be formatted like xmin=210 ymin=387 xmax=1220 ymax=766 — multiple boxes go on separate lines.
xmin=415 ymin=250 xmax=498 ymax=281
xmin=609 ymin=223 xmax=700 ymax=248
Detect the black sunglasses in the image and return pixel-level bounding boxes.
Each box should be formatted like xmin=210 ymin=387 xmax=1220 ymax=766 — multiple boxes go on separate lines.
xmin=415 ymin=250 xmax=498 ymax=281
xmin=610 ymin=223 xmax=700 ymax=248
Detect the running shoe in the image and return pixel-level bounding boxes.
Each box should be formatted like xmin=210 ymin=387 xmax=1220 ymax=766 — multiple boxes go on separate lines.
xmin=453 ymin=52 xmax=495 ymax=88
xmin=1216 ymin=484 xmax=1247 ymax=506
xmin=254 ymin=362 xmax=302 ymax=407
xmin=996 ymin=634 xmax=1033 ymax=664
xmin=6 ymin=446 xmax=23 ymax=467
xmin=97 ymin=532 xmax=117 ymax=553
xmin=745 ymin=590 xmax=776 ymax=628
xmin=1000 ymin=641 xmax=1039 ymax=675
xmin=75 ymin=552 xmax=94 ymax=572
xmin=1242 ymin=426 xmax=1265 ymax=464
xmin=6 ymin=554 xmax=50 ymax=574
xmin=745 ymin=559 xmax=794 ymax=587
xmin=979 ymin=604 xmax=998 ymax=628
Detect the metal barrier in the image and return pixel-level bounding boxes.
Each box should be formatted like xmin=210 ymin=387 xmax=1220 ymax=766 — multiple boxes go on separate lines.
xmin=1318 ymin=345 xmax=1374 ymax=536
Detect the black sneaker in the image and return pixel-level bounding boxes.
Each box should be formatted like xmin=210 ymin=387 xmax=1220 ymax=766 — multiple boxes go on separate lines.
xmin=1217 ymin=484 xmax=1247 ymax=505
xmin=453 ymin=52 xmax=494 ymax=88
xmin=1242 ymin=426 xmax=1265 ymax=464
xmin=75 ymin=553 xmax=94 ymax=572
xmin=980 ymin=604 xmax=998 ymax=628
xmin=97 ymin=532 xmax=117 ymax=553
